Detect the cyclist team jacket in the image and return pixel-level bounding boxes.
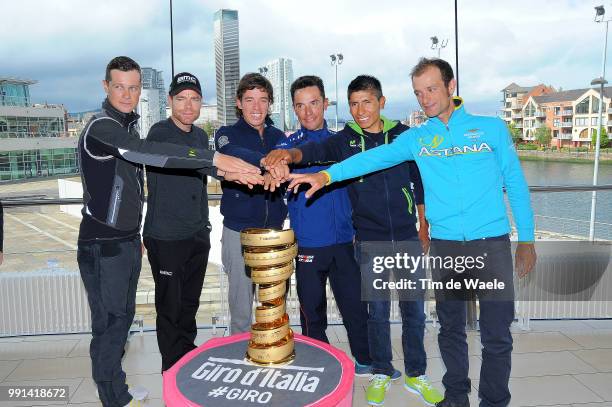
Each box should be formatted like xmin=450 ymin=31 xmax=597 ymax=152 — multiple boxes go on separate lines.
xmin=299 ymin=116 xmax=424 ymax=242
xmin=214 ymin=117 xmax=287 ymax=232
xmin=78 ymin=99 xmax=217 ymax=242
xmin=325 ymin=98 xmax=535 ymax=242
xmin=143 ymin=118 xmax=212 ymax=241
xmin=275 ymin=122 xmax=354 ymax=248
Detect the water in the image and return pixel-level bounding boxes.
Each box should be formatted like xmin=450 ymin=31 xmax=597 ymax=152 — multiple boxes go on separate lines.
xmin=518 ymin=161 xmax=612 ymax=240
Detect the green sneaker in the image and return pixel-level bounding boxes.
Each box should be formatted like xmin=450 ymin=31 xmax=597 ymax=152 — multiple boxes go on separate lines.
xmin=404 ymin=375 xmax=444 ymax=406
xmin=366 ymin=374 xmax=391 ymax=406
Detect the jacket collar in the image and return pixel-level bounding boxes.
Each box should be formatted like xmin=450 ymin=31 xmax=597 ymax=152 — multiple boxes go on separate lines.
xmin=430 ymin=96 xmax=466 ymax=127
xmin=235 ymin=115 xmax=276 ymax=136
xmin=102 ymin=98 xmax=139 ymax=127
xmin=346 ymin=115 xmax=398 ymax=136
xmin=300 ymin=120 xmax=329 ymax=137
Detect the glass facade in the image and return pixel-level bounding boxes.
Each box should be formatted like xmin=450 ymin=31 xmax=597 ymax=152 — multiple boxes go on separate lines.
xmin=0 ymin=79 xmax=78 ymax=182
xmin=0 ymin=82 xmax=30 ymax=106
xmin=0 ymin=148 xmax=78 ymax=181
xmin=0 ymin=115 xmax=64 ymax=138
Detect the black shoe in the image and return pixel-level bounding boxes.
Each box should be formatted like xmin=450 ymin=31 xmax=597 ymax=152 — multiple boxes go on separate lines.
xmin=435 ymin=398 xmax=470 ymax=407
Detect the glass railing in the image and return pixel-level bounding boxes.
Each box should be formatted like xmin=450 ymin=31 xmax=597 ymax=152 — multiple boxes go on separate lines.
xmin=0 ymin=183 xmax=610 ymax=337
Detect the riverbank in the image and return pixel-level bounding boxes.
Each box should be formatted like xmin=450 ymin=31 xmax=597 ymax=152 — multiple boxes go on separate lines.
xmin=518 ymin=149 xmax=612 ymax=164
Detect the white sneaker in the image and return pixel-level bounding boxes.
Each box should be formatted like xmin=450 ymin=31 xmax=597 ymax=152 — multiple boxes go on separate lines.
xmin=128 ymin=385 xmax=149 ymax=401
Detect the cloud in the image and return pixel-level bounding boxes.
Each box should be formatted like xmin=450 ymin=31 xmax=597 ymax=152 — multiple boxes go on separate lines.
xmin=1 ymin=0 xmax=606 ymax=119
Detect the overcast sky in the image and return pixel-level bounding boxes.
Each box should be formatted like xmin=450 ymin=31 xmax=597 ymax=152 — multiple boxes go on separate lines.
xmin=2 ymin=0 xmax=608 ymax=120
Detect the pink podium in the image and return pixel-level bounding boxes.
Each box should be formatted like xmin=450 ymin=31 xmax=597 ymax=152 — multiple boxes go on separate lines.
xmin=163 ymin=332 xmax=354 ymax=407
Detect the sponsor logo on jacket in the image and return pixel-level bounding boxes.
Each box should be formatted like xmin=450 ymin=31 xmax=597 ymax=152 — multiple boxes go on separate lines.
xmin=418 ymin=142 xmax=493 ymax=157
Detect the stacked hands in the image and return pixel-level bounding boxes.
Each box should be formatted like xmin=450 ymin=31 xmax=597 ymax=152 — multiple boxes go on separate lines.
xmin=218 ymin=148 xmax=328 ymax=194
xmin=259 ymin=149 xmax=325 ymax=195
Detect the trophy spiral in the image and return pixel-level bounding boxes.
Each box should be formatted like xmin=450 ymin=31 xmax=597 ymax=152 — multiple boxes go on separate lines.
xmin=241 ymin=228 xmax=297 ymax=365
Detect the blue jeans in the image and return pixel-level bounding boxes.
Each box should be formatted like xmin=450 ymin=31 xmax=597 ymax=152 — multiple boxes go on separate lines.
xmin=356 ymin=240 xmax=427 ymax=377
xmin=431 ymin=235 xmax=514 ymax=407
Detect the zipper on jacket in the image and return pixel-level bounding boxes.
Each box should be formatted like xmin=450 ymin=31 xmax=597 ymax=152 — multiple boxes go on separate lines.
xmin=382 ymin=172 xmax=395 ymax=242
xmin=109 ymin=184 xmax=121 ymax=226
xmin=401 ymin=187 xmax=414 ymax=215
xmin=260 ymin=130 xmax=270 ymax=228
xmin=446 ymin=123 xmax=466 ymax=240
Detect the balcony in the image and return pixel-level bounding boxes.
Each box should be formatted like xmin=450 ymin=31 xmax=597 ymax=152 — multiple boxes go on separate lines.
xmin=512 ymin=113 xmax=523 ymax=119
xmin=515 ymin=122 xmax=524 ymax=128
xmin=535 ymin=110 xmax=546 ymax=118
xmin=561 ymin=122 xmax=573 ymax=128
xmin=562 ymin=110 xmax=573 ymax=116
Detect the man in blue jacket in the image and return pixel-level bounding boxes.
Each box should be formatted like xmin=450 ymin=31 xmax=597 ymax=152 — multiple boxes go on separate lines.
xmin=285 ymin=58 xmax=537 ymax=407
xmin=273 ymin=75 xmax=371 ymax=373
xmin=215 ymin=73 xmax=288 ymax=334
xmin=264 ymin=75 xmax=442 ymax=406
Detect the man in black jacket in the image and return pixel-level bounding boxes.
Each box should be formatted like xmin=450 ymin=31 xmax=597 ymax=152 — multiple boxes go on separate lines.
xmin=143 ymin=72 xmax=242 ymax=372
xmin=77 ymin=57 xmax=261 ymax=407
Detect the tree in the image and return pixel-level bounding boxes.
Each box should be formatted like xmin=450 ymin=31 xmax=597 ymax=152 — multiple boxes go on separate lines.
xmin=507 ymin=122 xmax=522 ymax=144
xmin=535 ymin=126 xmax=552 ymax=147
xmin=591 ymin=127 xmax=609 ymax=149
xmin=202 ymin=121 xmax=215 ymax=137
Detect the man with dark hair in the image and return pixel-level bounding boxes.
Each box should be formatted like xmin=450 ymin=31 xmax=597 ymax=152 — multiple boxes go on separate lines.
xmin=263 ymin=74 xmax=441 ymax=406
xmin=287 ymin=57 xmax=537 ymax=407
xmin=78 ymin=56 xmax=261 ymax=407
xmin=270 ymin=75 xmax=371 ymax=374
xmin=215 ymin=72 xmax=288 ymax=334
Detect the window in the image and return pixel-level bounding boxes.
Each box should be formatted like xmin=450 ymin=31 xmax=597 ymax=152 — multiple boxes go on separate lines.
xmin=575 ymin=117 xmax=588 ymax=126
xmin=524 ymin=102 xmax=535 ymax=117
xmin=553 ymin=119 xmax=560 ymax=127
xmin=576 ymin=98 xmax=589 ymax=114
xmin=592 ymin=96 xmax=601 ymax=113
xmin=554 ymin=106 xmax=561 ymax=115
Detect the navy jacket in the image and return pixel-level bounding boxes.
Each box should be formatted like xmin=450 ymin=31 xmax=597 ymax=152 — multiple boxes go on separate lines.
xmin=215 ymin=117 xmax=288 ymax=232
xmin=275 ymin=122 xmax=354 ymax=248
xmin=300 ymin=117 xmax=424 ymax=242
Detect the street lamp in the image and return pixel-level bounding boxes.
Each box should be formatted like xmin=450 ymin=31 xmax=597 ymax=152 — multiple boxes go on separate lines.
xmin=430 ymin=36 xmax=448 ymax=58
xmin=589 ymin=5 xmax=611 ymax=241
xmin=330 ymin=53 xmax=343 ymax=131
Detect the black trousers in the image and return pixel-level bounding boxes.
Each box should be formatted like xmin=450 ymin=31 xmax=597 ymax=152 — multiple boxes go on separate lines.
xmin=144 ymin=229 xmax=211 ymax=372
xmin=78 ymin=236 xmax=141 ymax=407
xmin=295 ymin=242 xmax=371 ymax=366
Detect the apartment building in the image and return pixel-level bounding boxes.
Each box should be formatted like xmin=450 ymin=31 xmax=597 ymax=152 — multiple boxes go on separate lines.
xmin=502 ymin=83 xmax=612 ymax=147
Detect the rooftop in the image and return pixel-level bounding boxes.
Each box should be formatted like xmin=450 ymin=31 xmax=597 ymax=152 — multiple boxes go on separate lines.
xmin=0 ymin=76 xmax=37 ymax=86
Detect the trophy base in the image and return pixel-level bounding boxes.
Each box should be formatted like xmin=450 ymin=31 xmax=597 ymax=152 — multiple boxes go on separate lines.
xmin=245 ymin=350 xmax=296 ymax=366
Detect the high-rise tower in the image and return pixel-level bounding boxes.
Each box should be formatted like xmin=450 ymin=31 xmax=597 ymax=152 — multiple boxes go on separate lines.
xmin=214 ymin=9 xmax=240 ymax=126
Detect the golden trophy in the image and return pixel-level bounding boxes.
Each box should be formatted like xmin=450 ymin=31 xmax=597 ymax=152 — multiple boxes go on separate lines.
xmin=240 ymin=228 xmax=297 ymax=365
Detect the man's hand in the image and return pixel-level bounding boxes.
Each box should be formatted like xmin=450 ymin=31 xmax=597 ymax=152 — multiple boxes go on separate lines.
xmin=267 ymin=162 xmax=290 ymax=182
xmin=263 ymin=172 xmax=282 ymax=192
xmin=515 ymin=243 xmax=536 ymax=278
xmin=214 ymin=152 xmax=261 ymax=174
xmin=261 ymin=149 xmax=302 ymax=167
xmin=418 ymin=222 xmax=430 ymax=254
xmin=287 ymin=172 xmax=327 ymax=198
xmin=224 ymin=172 xmax=265 ymax=189
xmin=416 ymin=204 xmax=430 ymax=253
